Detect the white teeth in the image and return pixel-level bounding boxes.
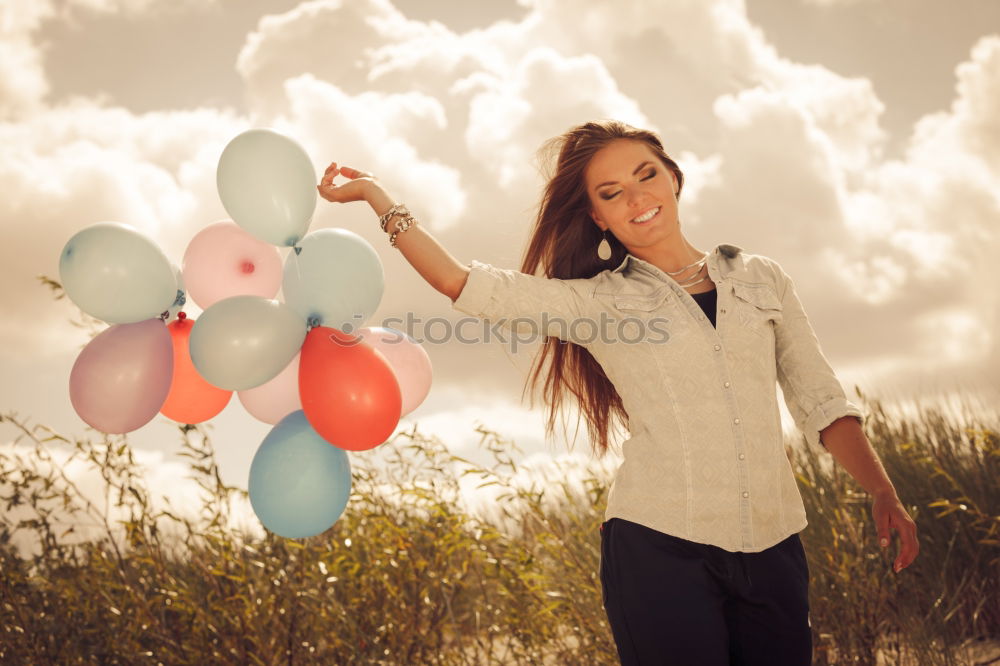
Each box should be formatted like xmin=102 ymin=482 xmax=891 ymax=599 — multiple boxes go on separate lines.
xmin=632 ymin=207 xmax=659 ymax=223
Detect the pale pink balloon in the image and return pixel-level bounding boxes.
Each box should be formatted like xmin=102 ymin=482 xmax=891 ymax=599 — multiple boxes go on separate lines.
xmin=237 ymin=353 xmax=302 ymax=424
xmin=69 ymin=318 xmax=173 ymax=434
xmin=182 ymin=220 xmax=282 ymax=310
xmin=357 ymin=327 xmax=432 ymax=417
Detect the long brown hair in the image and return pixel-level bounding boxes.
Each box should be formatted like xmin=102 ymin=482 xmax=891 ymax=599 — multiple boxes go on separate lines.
xmin=519 ymin=119 xmax=685 ymax=458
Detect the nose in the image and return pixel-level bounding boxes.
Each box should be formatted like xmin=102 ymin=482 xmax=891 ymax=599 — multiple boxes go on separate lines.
xmin=625 ymin=184 xmax=648 ymax=208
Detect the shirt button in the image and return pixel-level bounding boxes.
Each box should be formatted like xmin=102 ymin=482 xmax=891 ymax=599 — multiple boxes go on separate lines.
xmin=714 ymin=344 xmax=721 ymax=351
xmin=738 ymin=453 xmax=745 ymax=460
xmin=724 ymin=381 xmax=731 ymax=388
xmin=742 ymin=491 xmax=749 ymax=498
xmin=734 ymin=418 xmax=741 ymax=424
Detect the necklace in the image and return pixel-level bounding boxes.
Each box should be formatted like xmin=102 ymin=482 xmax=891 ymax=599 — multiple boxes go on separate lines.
xmin=667 ymin=251 xmax=710 ymax=289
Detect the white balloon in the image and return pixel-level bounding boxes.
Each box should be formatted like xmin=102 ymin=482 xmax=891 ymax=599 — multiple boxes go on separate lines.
xmin=282 ymin=228 xmax=384 ymax=332
xmin=189 ymin=296 xmax=307 ymax=391
xmin=216 ymin=128 xmax=317 ymax=247
xmin=58 ymin=222 xmax=176 ymax=324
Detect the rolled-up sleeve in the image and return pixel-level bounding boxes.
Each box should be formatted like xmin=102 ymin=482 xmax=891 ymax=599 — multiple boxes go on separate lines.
xmin=770 ymin=261 xmax=865 ymax=449
xmin=451 ymin=260 xmax=597 ymax=346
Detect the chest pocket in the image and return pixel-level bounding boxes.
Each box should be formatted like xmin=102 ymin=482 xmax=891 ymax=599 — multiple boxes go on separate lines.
xmin=612 ymin=288 xmax=670 ymax=315
xmin=610 ymin=288 xmax=674 ymax=345
xmin=731 ymin=281 xmax=783 ymax=337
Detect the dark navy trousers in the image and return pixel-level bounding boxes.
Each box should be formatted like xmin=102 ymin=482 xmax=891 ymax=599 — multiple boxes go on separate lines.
xmin=599 ymin=517 xmax=813 ymax=665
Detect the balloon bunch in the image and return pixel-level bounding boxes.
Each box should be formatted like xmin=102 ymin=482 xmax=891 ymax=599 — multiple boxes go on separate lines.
xmin=59 ymin=128 xmax=433 ymax=539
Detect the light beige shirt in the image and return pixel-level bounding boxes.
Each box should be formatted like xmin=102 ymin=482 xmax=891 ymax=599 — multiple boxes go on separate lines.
xmin=450 ymin=243 xmax=865 ymax=552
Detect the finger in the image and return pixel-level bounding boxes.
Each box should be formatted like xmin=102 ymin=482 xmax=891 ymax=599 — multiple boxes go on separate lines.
xmin=874 ymin=505 xmax=891 ymax=550
xmin=324 ymin=162 xmax=338 ymax=174
xmin=341 ymin=166 xmax=369 ymax=179
xmin=889 ymin=516 xmax=914 ymax=571
xmin=896 ymin=523 xmax=919 ymax=572
xmin=320 ymin=168 xmax=339 ymax=187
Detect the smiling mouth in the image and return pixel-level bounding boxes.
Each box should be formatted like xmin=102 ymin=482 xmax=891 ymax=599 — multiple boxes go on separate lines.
xmin=630 ymin=207 xmax=660 ymax=224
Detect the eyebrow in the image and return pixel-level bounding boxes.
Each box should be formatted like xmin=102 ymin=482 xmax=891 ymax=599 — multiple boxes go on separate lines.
xmin=594 ymin=161 xmax=654 ymax=190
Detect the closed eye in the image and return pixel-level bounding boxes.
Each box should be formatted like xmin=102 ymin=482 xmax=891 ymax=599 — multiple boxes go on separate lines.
xmin=600 ymin=169 xmax=657 ymax=200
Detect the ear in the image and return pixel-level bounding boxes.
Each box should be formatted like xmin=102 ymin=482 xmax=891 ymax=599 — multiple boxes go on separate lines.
xmin=590 ymin=210 xmax=606 ymax=231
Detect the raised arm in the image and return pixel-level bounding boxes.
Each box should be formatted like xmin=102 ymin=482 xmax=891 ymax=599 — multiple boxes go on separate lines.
xmin=317 ymin=162 xmax=470 ymax=301
xmin=318 ymin=162 xmax=599 ymax=346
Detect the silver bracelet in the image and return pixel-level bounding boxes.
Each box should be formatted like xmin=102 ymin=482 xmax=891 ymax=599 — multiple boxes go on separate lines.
xmin=389 ymin=214 xmax=417 ymax=248
xmin=379 ymin=203 xmax=410 ymax=232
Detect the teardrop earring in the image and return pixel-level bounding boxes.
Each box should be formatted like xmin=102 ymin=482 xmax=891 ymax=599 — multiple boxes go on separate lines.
xmin=597 ymin=229 xmax=612 ymax=260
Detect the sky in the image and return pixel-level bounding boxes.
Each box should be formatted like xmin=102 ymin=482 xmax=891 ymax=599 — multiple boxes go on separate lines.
xmin=1 ymin=0 xmax=998 ymax=548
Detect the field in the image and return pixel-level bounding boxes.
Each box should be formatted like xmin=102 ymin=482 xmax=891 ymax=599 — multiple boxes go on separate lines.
xmin=1 ymin=390 xmax=997 ymax=665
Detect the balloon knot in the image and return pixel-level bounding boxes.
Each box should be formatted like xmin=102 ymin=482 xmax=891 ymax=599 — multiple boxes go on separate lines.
xmin=172 ymin=289 xmax=186 ymax=308
xmin=178 ymin=311 xmax=187 ymax=321
xmin=307 ymin=315 xmax=321 ymax=328
xmin=293 ymin=245 xmax=303 ymax=255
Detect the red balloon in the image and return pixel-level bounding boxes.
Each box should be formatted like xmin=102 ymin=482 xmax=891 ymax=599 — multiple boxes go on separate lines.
xmin=160 ymin=315 xmax=232 ymax=424
xmin=299 ymin=326 xmax=401 ymax=451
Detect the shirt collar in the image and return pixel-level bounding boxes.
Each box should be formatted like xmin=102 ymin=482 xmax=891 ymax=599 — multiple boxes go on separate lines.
xmin=611 ymin=243 xmax=743 ymax=275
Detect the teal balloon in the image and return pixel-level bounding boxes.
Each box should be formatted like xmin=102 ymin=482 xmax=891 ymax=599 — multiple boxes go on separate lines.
xmin=189 ymin=295 xmax=306 ymax=390
xmin=282 ymin=228 xmax=384 ymax=331
xmin=59 ymin=222 xmax=176 ymax=323
xmin=249 ymin=410 xmax=352 ymax=539
xmin=216 ymin=128 xmax=317 ymax=247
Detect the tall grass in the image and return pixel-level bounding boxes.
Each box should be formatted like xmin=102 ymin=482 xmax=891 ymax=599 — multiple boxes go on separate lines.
xmin=0 ymin=390 xmax=997 ymax=665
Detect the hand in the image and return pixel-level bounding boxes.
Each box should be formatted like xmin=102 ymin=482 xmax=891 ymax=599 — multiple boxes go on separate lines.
xmin=872 ymin=489 xmax=919 ymax=574
xmin=317 ymin=162 xmax=378 ymax=204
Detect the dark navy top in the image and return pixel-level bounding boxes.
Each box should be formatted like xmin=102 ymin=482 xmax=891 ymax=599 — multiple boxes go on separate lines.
xmin=689 ymin=287 xmax=717 ymax=329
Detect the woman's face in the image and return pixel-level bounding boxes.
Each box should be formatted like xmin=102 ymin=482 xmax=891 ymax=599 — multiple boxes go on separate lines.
xmin=585 ymin=138 xmax=680 ymax=255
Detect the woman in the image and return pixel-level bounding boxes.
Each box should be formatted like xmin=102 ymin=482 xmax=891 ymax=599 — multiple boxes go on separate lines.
xmin=317 ymin=119 xmax=919 ymax=665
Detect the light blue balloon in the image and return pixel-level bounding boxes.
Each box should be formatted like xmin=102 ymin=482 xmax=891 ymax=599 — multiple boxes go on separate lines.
xmin=282 ymin=228 xmax=384 ymax=331
xmin=189 ymin=295 xmax=306 ymax=390
xmin=249 ymin=410 xmax=352 ymax=539
xmin=58 ymin=222 xmax=177 ymax=323
xmin=216 ymin=128 xmax=317 ymax=247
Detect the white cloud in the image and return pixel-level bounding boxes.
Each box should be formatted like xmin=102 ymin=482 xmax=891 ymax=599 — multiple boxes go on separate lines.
xmin=0 ymin=0 xmax=222 ymax=123
xmin=0 ymin=101 xmax=243 ymax=358
xmin=237 ymin=0 xmax=436 ymax=114
xmin=845 ymin=35 xmax=1000 ymax=301
xmin=463 ymin=47 xmax=649 ymax=190
xmin=0 ymin=1 xmax=54 ymax=120
xmin=60 ymin=0 xmax=221 ymax=17
xmin=402 ymin=399 xmax=551 ymax=455
xmin=279 ymin=74 xmax=466 ymax=230
xmin=910 ymin=35 xmax=1000 ymax=178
